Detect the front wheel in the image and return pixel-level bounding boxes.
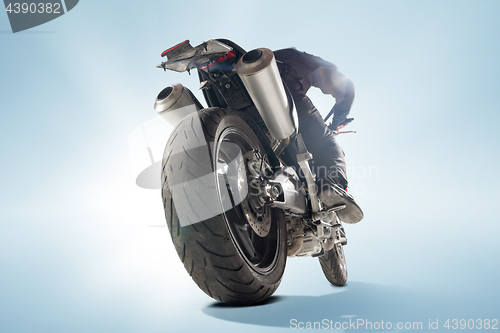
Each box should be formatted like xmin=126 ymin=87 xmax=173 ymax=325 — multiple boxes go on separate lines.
xmin=161 ymin=108 xmax=287 ymax=304
xmin=318 ymin=225 xmax=348 ymax=286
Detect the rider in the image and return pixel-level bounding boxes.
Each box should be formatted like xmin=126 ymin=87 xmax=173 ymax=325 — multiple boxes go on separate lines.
xmin=274 ymin=48 xmax=364 ymax=224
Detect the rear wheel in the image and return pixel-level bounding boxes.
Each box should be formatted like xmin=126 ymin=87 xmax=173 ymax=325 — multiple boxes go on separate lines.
xmin=161 ymin=108 xmax=286 ymax=304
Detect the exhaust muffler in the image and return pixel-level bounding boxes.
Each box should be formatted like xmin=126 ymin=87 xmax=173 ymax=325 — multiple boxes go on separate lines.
xmin=236 ymin=48 xmax=297 ymax=140
xmin=154 ymin=84 xmax=203 ymax=127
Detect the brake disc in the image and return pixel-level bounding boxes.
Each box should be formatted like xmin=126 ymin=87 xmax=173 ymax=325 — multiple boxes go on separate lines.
xmin=241 ymin=194 xmax=271 ymax=237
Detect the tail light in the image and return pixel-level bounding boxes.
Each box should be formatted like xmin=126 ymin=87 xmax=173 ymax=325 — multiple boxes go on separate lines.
xmin=161 ymin=40 xmax=189 ymax=57
xmin=201 ymin=50 xmax=237 ymax=70
xmin=216 ymin=50 xmax=236 ymax=63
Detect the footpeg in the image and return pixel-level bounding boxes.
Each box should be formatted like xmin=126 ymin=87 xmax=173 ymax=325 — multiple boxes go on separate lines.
xmin=312 ymin=204 xmax=346 ymax=222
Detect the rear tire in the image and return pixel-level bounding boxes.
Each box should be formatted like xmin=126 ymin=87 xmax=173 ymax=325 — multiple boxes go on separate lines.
xmin=161 ymin=108 xmax=287 ymax=304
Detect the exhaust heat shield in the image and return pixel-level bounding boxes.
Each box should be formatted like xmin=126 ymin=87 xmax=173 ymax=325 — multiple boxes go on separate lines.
xmin=154 ymin=84 xmax=203 ymax=127
xmin=236 ymin=48 xmax=297 ymax=140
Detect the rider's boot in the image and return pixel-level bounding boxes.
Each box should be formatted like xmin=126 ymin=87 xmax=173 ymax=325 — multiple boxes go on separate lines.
xmin=317 ymin=174 xmax=364 ymax=224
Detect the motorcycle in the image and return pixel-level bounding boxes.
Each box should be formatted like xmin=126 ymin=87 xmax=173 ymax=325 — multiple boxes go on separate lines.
xmin=155 ymin=39 xmax=354 ymax=305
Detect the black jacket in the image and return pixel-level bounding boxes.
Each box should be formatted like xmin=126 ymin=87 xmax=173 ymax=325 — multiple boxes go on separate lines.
xmin=274 ymin=48 xmax=355 ymax=130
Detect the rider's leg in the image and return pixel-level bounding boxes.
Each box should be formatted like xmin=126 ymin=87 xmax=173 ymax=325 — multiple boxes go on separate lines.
xmin=294 ymin=95 xmax=348 ymax=189
xmin=294 ymin=95 xmax=363 ymax=224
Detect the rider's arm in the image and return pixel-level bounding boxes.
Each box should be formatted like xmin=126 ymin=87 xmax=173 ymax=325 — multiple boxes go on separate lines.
xmin=310 ymin=66 xmax=355 ymax=130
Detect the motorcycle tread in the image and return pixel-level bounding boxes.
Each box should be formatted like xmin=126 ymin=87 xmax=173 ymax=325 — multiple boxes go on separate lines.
xmin=319 ymin=245 xmax=347 ymax=286
xmin=161 ymin=107 xmax=285 ymax=304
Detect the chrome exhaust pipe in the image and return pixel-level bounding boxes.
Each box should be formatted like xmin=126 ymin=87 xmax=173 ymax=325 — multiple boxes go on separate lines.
xmin=154 ymin=84 xmax=203 ymax=127
xmin=236 ymin=48 xmax=297 ymax=140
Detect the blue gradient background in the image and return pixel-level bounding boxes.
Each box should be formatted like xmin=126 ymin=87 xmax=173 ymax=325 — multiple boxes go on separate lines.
xmin=1 ymin=1 xmax=499 ymax=332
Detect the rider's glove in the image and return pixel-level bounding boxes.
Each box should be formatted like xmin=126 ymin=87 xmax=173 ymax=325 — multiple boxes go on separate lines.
xmin=329 ymin=118 xmax=354 ymax=132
